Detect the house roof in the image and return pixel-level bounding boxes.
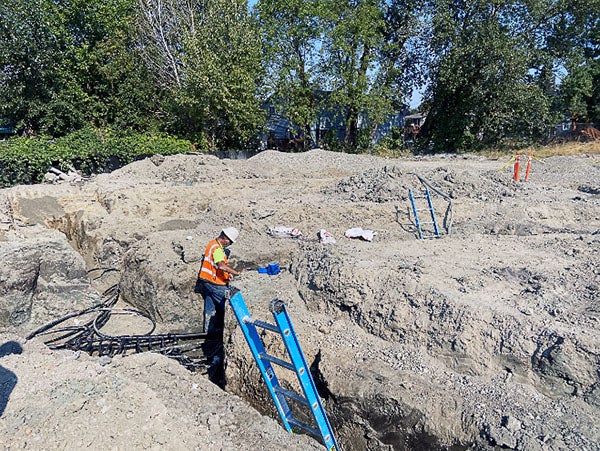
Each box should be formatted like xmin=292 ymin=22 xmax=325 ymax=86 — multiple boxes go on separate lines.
xmin=404 ymin=113 xmax=426 ymax=120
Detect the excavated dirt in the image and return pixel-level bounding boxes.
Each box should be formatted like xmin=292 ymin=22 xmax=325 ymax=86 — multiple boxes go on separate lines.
xmin=1 ymin=147 xmax=599 ymax=450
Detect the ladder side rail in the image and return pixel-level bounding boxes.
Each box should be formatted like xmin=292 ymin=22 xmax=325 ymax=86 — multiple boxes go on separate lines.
xmin=228 ymin=291 xmax=294 ymax=432
xmin=425 ymin=189 xmax=440 ymax=237
xmin=270 ymin=300 xmax=340 ymax=451
xmin=408 ymin=189 xmax=423 ymax=239
xmin=417 ymin=175 xmax=453 ymax=234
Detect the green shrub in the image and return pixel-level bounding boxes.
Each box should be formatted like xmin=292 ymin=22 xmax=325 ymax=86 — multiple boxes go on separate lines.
xmin=0 ymin=129 xmax=196 ymax=187
xmin=372 ymin=126 xmax=408 ymax=157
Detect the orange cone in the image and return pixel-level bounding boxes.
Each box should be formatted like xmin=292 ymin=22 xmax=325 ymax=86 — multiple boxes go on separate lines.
xmin=513 ymin=153 xmax=521 ymax=182
xmin=524 ymin=152 xmax=533 ymax=181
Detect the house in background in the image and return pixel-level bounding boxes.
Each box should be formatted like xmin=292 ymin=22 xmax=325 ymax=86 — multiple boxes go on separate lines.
xmin=370 ymin=109 xmax=407 ymax=143
xmin=554 ymin=118 xmax=572 ymax=137
xmin=262 ymin=91 xmax=345 ymax=150
xmin=261 ymin=91 xmax=409 ymax=150
xmin=0 ymin=119 xmax=15 ymax=139
xmin=403 ymin=113 xmax=427 ymax=141
xmin=262 ymin=104 xmax=320 ymax=151
xmin=551 ymin=118 xmax=600 ymax=141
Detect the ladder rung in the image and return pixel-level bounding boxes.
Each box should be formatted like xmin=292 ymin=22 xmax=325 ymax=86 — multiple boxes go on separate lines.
xmin=274 ymin=386 xmax=310 ymax=406
xmin=288 ymin=417 xmax=321 ymax=438
xmin=258 ymin=352 xmax=295 ymax=371
xmin=243 ymin=317 xmax=280 ymax=333
xmin=420 ymin=221 xmax=434 ymax=224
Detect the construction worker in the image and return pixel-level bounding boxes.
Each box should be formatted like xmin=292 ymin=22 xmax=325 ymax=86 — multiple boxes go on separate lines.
xmin=196 ymin=227 xmax=244 ymax=335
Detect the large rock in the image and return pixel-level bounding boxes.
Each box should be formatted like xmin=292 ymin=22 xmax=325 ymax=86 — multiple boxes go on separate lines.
xmin=118 ymin=231 xmax=204 ymax=332
xmin=0 ymin=230 xmax=99 ymax=334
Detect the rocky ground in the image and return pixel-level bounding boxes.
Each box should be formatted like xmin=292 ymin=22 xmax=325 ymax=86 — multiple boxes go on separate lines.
xmin=0 ymin=146 xmax=599 ymax=450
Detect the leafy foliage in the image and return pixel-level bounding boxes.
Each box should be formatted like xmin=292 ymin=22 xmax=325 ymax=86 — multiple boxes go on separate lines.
xmin=420 ymin=0 xmax=598 ymax=152
xmin=0 ymin=0 xmax=597 ymax=161
xmin=0 ymin=0 xmax=160 ymax=137
xmin=372 ymin=126 xmax=406 ymax=156
xmin=136 ymin=0 xmax=264 ymax=150
xmin=553 ymin=0 xmax=600 ymax=123
xmin=0 ymin=129 xmax=194 ymax=187
xmin=182 ymin=0 xmax=265 ymax=150
xmin=255 ymin=0 xmax=423 ymax=149
xmin=254 ymin=0 xmax=324 ymax=146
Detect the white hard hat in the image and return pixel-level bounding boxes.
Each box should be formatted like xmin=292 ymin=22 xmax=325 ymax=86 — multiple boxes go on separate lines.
xmin=222 ymin=227 xmax=239 ymax=243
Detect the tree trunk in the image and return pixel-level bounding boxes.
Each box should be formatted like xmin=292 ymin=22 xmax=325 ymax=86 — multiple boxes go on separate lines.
xmin=345 ymin=104 xmax=359 ymax=148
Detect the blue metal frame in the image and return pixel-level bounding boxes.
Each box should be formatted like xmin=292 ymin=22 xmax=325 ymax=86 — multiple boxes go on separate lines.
xmin=228 ymin=290 xmax=340 ymax=451
xmin=408 ymin=188 xmax=440 ymax=239
xmin=425 ymin=189 xmax=440 ymax=238
xmin=228 ymin=291 xmax=294 ymax=431
xmin=269 ymin=299 xmax=339 ymax=451
xmin=408 ymin=189 xmax=423 ymax=239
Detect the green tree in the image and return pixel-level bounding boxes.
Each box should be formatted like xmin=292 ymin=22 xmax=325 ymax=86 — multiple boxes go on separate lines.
xmin=255 ymin=0 xmax=422 ymax=151
xmin=254 ymin=0 xmax=323 ymax=149
xmin=136 ymin=0 xmax=264 ymax=149
xmin=314 ymin=0 xmax=425 ymax=149
xmin=560 ymin=59 xmax=599 ymax=123
xmin=319 ymin=0 xmax=422 ymax=149
xmin=421 ymin=0 xmax=565 ymax=152
xmin=553 ymin=0 xmax=600 ymax=123
xmin=184 ymin=0 xmax=264 ymax=149
xmin=420 ymin=0 xmax=600 ymax=151
xmin=0 ymin=0 xmax=158 ymax=136
xmin=0 ymin=0 xmax=68 ymax=135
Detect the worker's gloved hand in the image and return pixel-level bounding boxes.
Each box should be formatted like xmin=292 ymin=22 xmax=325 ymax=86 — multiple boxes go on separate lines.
xmin=257 ymin=262 xmax=280 ymax=275
xmin=267 ymin=263 xmax=280 ymax=275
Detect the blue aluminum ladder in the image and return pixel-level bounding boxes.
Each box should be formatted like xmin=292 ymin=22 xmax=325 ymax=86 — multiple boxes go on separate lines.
xmin=228 ymin=290 xmax=340 ymax=451
xmin=408 ymin=188 xmax=440 ymax=239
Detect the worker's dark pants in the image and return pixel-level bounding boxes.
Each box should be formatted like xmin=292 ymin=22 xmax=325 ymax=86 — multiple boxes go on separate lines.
xmin=199 ymin=280 xmax=228 ymax=335
xmin=196 ymin=279 xmax=228 ymax=387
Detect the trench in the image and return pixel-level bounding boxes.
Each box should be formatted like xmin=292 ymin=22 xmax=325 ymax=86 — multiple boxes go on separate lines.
xmin=38 ymin=209 xmax=479 ymax=451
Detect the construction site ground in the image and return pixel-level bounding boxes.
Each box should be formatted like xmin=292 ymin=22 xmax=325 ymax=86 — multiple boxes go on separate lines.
xmin=0 ymin=145 xmax=599 ymax=450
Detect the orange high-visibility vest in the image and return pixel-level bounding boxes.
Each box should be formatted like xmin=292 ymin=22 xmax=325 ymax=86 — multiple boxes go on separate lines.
xmin=199 ymin=239 xmax=230 ymax=286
